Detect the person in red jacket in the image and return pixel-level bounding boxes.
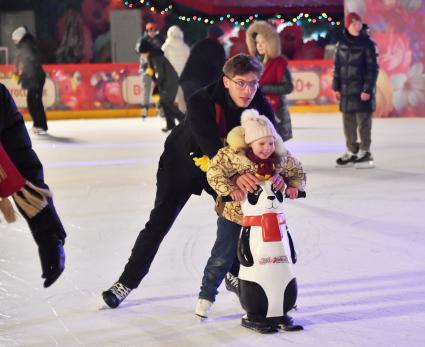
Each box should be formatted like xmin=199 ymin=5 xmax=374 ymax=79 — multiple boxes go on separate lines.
xmin=246 ymin=21 xmax=294 ymax=142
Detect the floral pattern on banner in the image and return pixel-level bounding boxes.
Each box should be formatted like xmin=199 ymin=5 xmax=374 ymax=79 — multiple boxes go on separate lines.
xmin=345 ymin=0 xmax=425 ymax=117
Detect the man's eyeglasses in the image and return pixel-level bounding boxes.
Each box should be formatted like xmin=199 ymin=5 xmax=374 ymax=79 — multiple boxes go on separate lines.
xmin=226 ymin=76 xmax=259 ymax=91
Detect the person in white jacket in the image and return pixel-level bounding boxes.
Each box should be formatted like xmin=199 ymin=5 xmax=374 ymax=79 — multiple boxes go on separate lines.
xmin=161 ymin=25 xmax=190 ymax=112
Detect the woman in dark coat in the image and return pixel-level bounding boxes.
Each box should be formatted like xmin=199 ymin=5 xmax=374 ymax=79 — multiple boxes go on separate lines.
xmin=11 ymin=26 xmax=48 ymax=134
xmin=179 ymin=26 xmax=226 ymax=103
xmin=138 ymin=39 xmax=185 ymax=132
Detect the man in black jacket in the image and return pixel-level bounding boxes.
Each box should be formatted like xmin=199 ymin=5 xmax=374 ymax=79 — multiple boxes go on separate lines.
xmin=0 ymin=83 xmax=66 ymax=288
xmin=102 ymin=53 xmax=284 ymax=308
xmin=332 ymin=12 xmax=379 ymax=168
xmin=11 ymin=26 xmax=48 ymax=135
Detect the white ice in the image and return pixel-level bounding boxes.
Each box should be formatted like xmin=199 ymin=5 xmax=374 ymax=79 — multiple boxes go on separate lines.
xmin=0 ymin=115 xmax=424 ymax=347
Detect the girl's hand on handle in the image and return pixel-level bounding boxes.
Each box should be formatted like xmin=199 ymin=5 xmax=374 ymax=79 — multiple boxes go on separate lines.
xmin=285 ymin=187 xmax=299 ymax=199
xmin=235 ymin=173 xmax=260 ymax=193
xmin=230 ymin=189 xmax=245 ymax=202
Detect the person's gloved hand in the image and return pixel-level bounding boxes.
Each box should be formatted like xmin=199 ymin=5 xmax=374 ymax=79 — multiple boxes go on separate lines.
xmin=11 ymin=72 xmax=19 ymax=82
xmin=193 ymin=155 xmax=210 ymax=172
xmin=13 ymin=181 xmax=51 ymax=218
xmin=145 ymin=67 xmax=154 ymax=77
xmin=38 ymin=239 xmax=65 ymax=288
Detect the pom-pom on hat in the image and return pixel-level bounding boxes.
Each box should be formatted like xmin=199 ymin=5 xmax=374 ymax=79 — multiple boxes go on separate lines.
xmin=345 ymin=12 xmax=362 ymax=28
xmin=241 ymin=109 xmax=277 ymax=144
xmin=11 ymin=26 xmax=27 ymax=44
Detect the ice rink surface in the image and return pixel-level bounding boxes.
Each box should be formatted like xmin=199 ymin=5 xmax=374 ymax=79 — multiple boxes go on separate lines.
xmin=1 ymin=114 xmax=424 ymax=347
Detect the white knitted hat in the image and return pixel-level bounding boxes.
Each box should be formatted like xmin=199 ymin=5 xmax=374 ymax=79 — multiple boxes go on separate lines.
xmin=11 ymin=26 xmax=27 ymax=44
xmin=241 ymin=109 xmax=276 ymax=144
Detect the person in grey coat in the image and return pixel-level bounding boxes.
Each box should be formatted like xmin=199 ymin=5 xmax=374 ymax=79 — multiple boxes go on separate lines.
xmin=332 ymin=12 xmax=379 ymax=168
xmin=11 ymin=26 xmax=48 ymax=135
xmin=135 ymin=22 xmax=164 ymax=118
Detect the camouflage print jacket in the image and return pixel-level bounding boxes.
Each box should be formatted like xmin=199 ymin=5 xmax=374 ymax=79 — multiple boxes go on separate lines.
xmin=207 ymin=126 xmax=306 ymax=225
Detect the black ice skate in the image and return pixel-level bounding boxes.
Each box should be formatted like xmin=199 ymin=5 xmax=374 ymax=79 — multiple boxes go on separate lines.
xmin=102 ymin=282 xmax=132 ymax=308
xmin=241 ymin=316 xmax=278 ymax=334
xmin=225 ymin=272 xmax=239 ymax=296
xmin=354 ymin=151 xmax=374 ymax=169
xmin=336 ymin=151 xmax=358 ymax=167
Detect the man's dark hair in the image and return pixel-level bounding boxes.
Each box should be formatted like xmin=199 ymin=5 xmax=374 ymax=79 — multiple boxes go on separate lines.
xmin=223 ymin=53 xmax=263 ymax=78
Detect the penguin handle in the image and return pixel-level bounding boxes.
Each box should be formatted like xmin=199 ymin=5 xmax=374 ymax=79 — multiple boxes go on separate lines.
xmin=220 ymin=190 xmax=306 ymax=202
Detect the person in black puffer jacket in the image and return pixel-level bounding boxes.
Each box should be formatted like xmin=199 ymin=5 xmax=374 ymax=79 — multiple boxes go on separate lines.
xmin=332 ymin=12 xmax=379 ymax=168
xmin=179 ymin=26 xmax=226 ymax=104
xmin=11 ymin=26 xmax=48 ymax=135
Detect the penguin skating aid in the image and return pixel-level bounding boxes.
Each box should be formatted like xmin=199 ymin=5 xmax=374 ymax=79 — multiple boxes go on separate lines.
xmin=237 ymin=181 xmax=304 ymax=333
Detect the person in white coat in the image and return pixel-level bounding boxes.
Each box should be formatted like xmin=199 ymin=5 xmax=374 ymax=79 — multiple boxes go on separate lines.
xmin=161 ymin=25 xmax=190 ymax=112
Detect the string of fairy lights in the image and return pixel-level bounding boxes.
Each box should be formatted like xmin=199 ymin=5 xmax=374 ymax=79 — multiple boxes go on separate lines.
xmin=122 ymin=0 xmax=341 ymax=27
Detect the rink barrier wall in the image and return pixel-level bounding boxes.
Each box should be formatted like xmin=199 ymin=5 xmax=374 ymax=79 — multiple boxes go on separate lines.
xmin=0 ymin=61 xmax=339 ymax=120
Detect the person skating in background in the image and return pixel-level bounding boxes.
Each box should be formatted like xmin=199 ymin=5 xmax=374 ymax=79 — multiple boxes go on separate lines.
xmin=102 ymin=54 xmax=283 ymax=309
xmin=11 ymin=26 xmax=48 ymax=135
xmin=196 ymin=109 xmax=305 ymax=318
xmin=135 ymin=22 xmax=164 ymax=119
xmin=179 ymin=25 xmax=226 ymax=103
xmin=332 ymin=12 xmax=379 ymax=168
xmin=246 ymin=21 xmax=294 ymax=142
xmin=161 ymin=25 xmax=190 ymax=113
xmin=137 ymin=39 xmax=185 ymax=132
xmin=0 ymin=83 xmax=66 ymax=288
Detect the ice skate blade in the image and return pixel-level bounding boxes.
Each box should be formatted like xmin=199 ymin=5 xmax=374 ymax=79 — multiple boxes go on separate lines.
xmin=355 ymin=161 xmax=374 ymax=169
xmin=195 ymin=313 xmax=208 ymax=319
xmin=279 ymin=323 xmax=304 ymax=332
xmin=335 ymin=162 xmax=355 ymax=168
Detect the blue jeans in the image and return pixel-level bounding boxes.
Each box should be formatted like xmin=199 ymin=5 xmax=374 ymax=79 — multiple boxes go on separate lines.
xmin=199 ymin=217 xmax=241 ymax=302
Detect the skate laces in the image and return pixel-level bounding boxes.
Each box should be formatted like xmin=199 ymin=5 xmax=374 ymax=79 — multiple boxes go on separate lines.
xmin=226 ymin=273 xmax=238 ymax=288
xmin=110 ymin=282 xmax=131 ymax=301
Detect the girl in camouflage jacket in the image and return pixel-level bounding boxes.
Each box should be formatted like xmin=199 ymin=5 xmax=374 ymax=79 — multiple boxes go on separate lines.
xmin=207 ymin=109 xmax=305 ymax=225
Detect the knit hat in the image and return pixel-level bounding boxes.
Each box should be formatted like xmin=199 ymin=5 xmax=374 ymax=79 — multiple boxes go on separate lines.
xmin=11 ymin=26 xmax=27 ymax=44
xmin=345 ymin=12 xmax=362 ymax=28
xmin=138 ymin=39 xmax=153 ymax=53
xmin=207 ymin=25 xmax=224 ymax=38
xmin=241 ymin=109 xmax=276 ymax=144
